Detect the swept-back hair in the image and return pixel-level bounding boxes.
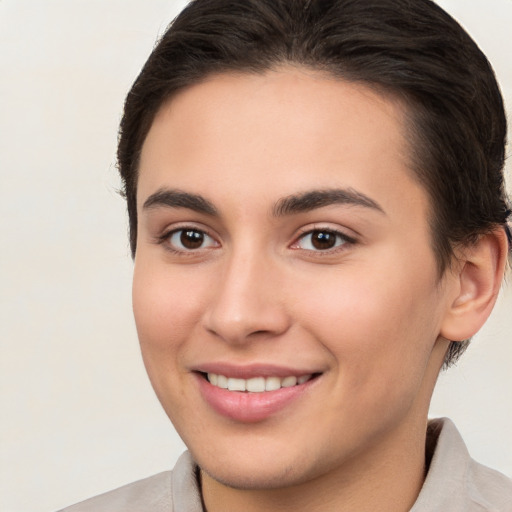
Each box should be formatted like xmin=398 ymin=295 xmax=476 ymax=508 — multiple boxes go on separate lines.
xmin=118 ymin=0 xmax=511 ymax=365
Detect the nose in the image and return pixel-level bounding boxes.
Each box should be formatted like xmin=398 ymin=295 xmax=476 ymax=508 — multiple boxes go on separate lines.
xmin=201 ymin=249 xmax=291 ymax=345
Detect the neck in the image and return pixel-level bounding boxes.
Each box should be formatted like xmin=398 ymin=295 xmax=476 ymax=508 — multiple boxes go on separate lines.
xmin=200 ymin=337 xmax=448 ymax=512
xmin=201 ymin=415 xmax=429 ymax=512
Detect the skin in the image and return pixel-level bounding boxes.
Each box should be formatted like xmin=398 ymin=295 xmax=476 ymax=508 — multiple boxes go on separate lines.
xmin=132 ymin=68 xmax=501 ymax=511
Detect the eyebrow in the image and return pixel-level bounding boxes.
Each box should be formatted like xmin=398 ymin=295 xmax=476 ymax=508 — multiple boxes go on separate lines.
xmin=273 ymin=188 xmax=385 ymax=217
xmin=142 ymin=187 xmax=384 ymax=218
xmin=143 ymin=188 xmax=218 ymax=216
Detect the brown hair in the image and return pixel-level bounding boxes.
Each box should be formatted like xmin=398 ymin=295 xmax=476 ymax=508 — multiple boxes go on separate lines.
xmin=117 ymin=0 xmax=511 ymax=365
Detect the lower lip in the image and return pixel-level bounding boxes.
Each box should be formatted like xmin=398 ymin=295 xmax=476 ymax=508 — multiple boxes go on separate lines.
xmin=197 ymin=374 xmax=317 ymax=423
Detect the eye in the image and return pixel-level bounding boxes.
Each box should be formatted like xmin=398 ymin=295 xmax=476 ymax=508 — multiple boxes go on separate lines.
xmin=294 ymin=229 xmax=353 ymax=251
xmin=166 ymin=228 xmax=218 ymax=251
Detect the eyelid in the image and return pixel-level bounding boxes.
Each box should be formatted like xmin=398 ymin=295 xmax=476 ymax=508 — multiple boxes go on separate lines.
xmin=157 ymin=223 xmax=221 ymax=253
xmin=290 ymin=225 xmax=357 ymax=252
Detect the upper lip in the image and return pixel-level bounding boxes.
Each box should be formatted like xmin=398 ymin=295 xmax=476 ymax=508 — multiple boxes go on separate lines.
xmin=192 ymin=362 xmax=322 ymax=379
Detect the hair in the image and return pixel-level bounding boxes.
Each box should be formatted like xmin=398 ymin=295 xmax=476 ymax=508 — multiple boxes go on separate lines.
xmin=117 ymin=0 xmax=511 ymax=366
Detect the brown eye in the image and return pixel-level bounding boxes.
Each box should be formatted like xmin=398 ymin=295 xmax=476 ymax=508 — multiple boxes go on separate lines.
xmin=180 ymin=229 xmax=204 ymax=249
xmin=295 ymin=229 xmax=352 ymax=252
xmin=310 ymin=231 xmax=337 ymax=250
xmin=167 ymin=228 xmax=217 ymax=251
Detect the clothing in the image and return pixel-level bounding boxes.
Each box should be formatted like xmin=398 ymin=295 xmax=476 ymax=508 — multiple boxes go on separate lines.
xmin=59 ymin=418 xmax=512 ymax=511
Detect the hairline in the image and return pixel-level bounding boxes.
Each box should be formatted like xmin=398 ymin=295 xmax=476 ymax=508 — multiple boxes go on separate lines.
xmin=130 ymin=64 xmax=454 ymax=277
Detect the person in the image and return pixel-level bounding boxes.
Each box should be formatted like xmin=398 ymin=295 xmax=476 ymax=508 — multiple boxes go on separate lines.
xmin=59 ymin=0 xmax=512 ymax=510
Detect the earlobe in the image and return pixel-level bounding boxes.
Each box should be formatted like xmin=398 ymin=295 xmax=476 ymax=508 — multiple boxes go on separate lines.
xmin=440 ymin=228 xmax=509 ymax=342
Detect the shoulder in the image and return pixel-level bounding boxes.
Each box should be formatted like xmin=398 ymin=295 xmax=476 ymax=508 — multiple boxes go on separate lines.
xmin=466 ymin=457 xmax=512 ymax=511
xmin=412 ymin=418 xmax=512 ymax=512
xmin=57 ymin=471 xmax=173 ymax=512
xmin=57 ymin=452 xmax=202 ymax=512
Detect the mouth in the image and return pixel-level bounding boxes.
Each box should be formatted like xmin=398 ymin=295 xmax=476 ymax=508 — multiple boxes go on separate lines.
xmin=196 ymin=370 xmax=321 ymax=422
xmin=203 ymin=372 xmax=316 ymax=392
xmin=193 ymin=363 xmax=323 ymax=422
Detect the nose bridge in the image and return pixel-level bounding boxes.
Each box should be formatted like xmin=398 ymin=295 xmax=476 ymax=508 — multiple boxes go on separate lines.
xmin=202 ymin=242 xmax=289 ymax=344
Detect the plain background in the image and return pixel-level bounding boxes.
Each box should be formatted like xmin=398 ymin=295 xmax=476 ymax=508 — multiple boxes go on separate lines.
xmin=0 ymin=1 xmax=510 ymax=511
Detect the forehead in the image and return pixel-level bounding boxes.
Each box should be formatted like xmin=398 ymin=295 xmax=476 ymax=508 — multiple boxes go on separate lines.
xmin=138 ymin=67 xmax=429 ymax=227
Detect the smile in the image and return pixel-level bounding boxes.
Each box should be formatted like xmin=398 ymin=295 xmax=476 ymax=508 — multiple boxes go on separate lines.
xmin=207 ymin=373 xmax=313 ymax=392
xmin=197 ymin=369 xmax=321 ymax=422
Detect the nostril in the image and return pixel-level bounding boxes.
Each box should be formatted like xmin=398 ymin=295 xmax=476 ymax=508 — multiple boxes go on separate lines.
xmin=250 ymin=329 xmax=273 ymax=337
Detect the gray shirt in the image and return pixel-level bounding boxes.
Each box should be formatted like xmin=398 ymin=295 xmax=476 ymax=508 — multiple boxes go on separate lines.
xmin=59 ymin=418 xmax=512 ymax=511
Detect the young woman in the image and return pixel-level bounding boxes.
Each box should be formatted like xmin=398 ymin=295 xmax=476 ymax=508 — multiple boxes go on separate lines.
xmin=61 ymin=0 xmax=512 ymax=510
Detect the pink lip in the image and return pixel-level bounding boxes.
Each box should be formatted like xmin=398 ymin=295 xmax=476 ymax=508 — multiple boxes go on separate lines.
xmin=195 ymin=362 xmax=317 ymax=379
xmin=195 ymin=371 xmax=319 ymax=423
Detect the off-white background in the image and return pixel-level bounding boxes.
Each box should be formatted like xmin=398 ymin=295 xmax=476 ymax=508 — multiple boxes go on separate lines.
xmin=0 ymin=1 xmax=510 ymax=511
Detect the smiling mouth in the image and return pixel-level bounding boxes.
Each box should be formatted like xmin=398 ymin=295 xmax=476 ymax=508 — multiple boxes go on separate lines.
xmin=204 ymin=373 xmax=317 ymax=392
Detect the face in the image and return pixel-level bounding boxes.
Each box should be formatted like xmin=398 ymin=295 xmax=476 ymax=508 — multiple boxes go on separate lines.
xmin=133 ymin=68 xmax=453 ymax=490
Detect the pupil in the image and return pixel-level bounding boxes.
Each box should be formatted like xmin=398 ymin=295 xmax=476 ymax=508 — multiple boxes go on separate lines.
xmin=181 ymin=230 xmax=204 ymax=249
xmin=312 ymin=231 xmax=336 ymax=250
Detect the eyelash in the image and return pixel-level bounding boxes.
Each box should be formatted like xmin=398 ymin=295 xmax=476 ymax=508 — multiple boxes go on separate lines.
xmin=157 ymin=226 xmax=357 ymax=255
xmin=291 ymin=227 xmax=357 ymax=254
xmin=157 ymin=226 xmax=218 ymax=255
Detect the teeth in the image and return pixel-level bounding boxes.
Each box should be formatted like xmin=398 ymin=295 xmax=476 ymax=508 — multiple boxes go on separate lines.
xmin=246 ymin=377 xmax=265 ymax=393
xmin=207 ymin=373 xmax=313 ymax=392
xmin=227 ymin=378 xmax=246 ymax=391
xmin=281 ymin=376 xmax=297 ymax=387
xmin=217 ymin=374 xmax=228 ymax=389
xmin=265 ymin=376 xmax=281 ymax=391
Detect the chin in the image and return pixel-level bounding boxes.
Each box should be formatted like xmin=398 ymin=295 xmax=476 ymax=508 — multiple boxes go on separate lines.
xmin=199 ymin=459 xmax=305 ymax=491
xmin=190 ymin=438 xmax=334 ymax=492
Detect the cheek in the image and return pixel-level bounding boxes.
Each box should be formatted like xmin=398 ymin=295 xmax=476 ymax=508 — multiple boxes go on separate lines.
xmin=132 ymin=263 xmax=207 ymax=358
xmin=131 ymin=262 xmax=212 ymax=417
xmin=296 ymin=263 xmax=441 ymax=383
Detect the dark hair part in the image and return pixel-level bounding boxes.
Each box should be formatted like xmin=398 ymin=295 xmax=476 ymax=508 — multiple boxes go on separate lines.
xmin=117 ymin=0 xmax=511 ymax=366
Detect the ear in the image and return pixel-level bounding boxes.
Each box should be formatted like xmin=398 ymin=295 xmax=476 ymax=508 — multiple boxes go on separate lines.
xmin=440 ymin=228 xmax=509 ymax=342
